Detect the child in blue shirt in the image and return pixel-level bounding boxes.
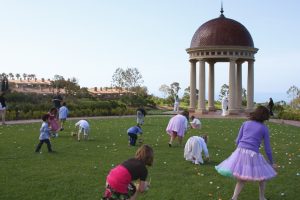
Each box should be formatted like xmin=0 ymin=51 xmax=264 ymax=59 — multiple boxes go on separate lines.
xmin=59 ymin=102 xmax=69 ymax=131
xmin=35 ymin=114 xmax=53 ymax=153
xmin=127 ymin=125 xmax=142 ymax=146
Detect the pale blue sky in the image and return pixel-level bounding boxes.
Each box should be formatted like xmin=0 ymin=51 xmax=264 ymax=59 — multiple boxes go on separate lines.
xmin=0 ymin=0 xmax=299 ymax=102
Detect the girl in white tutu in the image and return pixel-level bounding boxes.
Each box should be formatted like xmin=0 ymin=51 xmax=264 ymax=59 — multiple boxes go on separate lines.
xmin=184 ymin=134 xmax=209 ymax=164
xmin=215 ymin=106 xmax=277 ymax=200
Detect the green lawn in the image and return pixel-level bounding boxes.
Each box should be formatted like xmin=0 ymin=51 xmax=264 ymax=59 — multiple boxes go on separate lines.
xmin=0 ymin=116 xmax=299 ymax=200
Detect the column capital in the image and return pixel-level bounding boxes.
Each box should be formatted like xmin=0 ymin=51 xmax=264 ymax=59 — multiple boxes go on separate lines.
xmin=189 ymin=59 xmax=197 ymax=64
xmin=207 ymin=61 xmax=216 ymax=65
xmin=236 ymin=60 xmax=244 ymax=65
xmin=229 ymin=58 xmax=237 ymax=62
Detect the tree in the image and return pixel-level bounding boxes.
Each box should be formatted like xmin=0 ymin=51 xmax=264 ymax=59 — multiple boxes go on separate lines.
xmin=112 ymin=67 xmax=143 ymax=91
xmin=218 ymin=84 xmax=247 ymax=105
xmin=159 ymin=82 xmax=181 ymax=100
xmin=287 ymin=85 xmax=299 ymax=108
xmin=1 ymin=76 xmax=9 ymax=92
xmin=16 ymin=73 xmax=20 ymax=80
xmin=8 ymin=73 xmax=14 ymax=80
xmin=51 ymin=75 xmax=65 ymax=92
xmin=219 ymin=84 xmax=229 ymax=100
xmin=124 ymin=68 xmax=143 ymax=89
xmin=159 ymin=84 xmax=170 ymax=98
xmin=64 ymin=77 xmax=80 ymax=95
xmin=112 ymin=68 xmax=126 ymax=89
xmin=182 ymin=86 xmax=199 ymax=105
xmin=131 ymin=86 xmax=148 ymax=96
xmin=1 ymin=73 xmax=7 ymax=78
xmin=242 ymin=88 xmax=247 ymax=101
xmin=169 ymin=82 xmax=180 ymax=98
xmin=22 ymin=73 xmax=27 ymax=80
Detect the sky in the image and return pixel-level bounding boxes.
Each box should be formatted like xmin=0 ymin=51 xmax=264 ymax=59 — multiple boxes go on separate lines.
xmin=0 ymin=0 xmax=299 ymax=103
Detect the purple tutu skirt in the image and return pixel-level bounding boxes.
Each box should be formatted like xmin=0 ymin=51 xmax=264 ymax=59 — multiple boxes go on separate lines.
xmin=215 ymin=147 xmax=277 ymax=181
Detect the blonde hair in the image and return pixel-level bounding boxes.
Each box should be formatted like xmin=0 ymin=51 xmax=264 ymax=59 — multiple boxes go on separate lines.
xmin=135 ymin=144 xmax=154 ymax=166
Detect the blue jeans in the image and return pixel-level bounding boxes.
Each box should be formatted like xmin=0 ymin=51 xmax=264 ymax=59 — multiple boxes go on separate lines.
xmin=128 ymin=133 xmax=137 ymax=146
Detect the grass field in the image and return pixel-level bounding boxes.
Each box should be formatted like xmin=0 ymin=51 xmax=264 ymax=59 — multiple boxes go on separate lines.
xmin=0 ymin=116 xmax=299 ymax=200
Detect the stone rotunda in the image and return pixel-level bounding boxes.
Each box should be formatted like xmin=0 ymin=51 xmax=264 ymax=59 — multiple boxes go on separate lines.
xmin=186 ymin=8 xmax=258 ymax=115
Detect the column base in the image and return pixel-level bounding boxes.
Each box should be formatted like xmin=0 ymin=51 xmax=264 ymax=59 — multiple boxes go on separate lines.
xmin=208 ymin=106 xmax=216 ymax=111
xmin=245 ymin=108 xmax=255 ymax=113
xmin=188 ymin=107 xmax=196 ymax=112
xmin=196 ymin=109 xmax=208 ymax=115
xmin=228 ymin=109 xmax=240 ymax=115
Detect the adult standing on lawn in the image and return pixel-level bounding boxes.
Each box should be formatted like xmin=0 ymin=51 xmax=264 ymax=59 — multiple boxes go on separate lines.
xmin=268 ymin=97 xmax=274 ymax=116
xmin=136 ymin=107 xmax=146 ymax=126
xmin=215 ymin=106 xmax=277 ymax=200
xmin=52 ymin=91 xmax=63 ymax=109
xmin=0 ymin=92 xmax=7 ymax=125
xmin=166 ymin=110 xmax=189 ymax=147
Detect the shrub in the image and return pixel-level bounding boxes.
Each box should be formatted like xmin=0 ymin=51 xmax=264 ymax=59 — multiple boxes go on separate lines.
xmin=277 ymin=109 xmax=300 ymax=121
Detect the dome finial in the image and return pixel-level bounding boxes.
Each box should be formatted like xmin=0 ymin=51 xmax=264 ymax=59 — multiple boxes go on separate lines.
xmin=220 ymin=0 xmax=225 ymax=17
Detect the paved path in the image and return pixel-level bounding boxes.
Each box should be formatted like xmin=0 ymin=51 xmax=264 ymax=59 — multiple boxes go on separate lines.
xmin=2 ymin=112 xmax=300 ymax=128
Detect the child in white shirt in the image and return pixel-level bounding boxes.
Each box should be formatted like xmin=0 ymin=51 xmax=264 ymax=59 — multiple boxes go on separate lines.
xmin=190 ymin=115 xmax=201 ymax=129
xmin=75 ymin=120 xmax=90 ymax=141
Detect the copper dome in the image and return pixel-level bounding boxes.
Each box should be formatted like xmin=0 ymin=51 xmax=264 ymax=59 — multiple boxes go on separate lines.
xmin=190 ymin=14 xmax=254 ymax=48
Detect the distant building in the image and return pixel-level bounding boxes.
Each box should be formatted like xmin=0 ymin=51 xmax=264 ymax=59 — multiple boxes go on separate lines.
xmin=88 ymin=87 xmax=134 ymax=99
xmin=8 ymin=78 xmax=134 ymax=98
xmin=8 ymin=79 xmax=59 ymax=94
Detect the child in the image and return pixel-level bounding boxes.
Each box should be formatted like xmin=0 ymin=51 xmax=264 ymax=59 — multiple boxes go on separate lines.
xmin=59 ymin=102 xmax=69 ymax=131
xmin=166 ymin=110 xmax=189 ymax=147
xmin=215 ymin=106 xmax=277 ymax=200
xmin=75 ymin=119 xmax=90 ymax=141
xmin=35 ymin=114 xmax=53 ymax=153
xmin=190 ymin=115 xmax=201 ymax=129
xmin=102 ymin=144 xmax=154 ymax=200
xmin=48 ymin=107 xmax=60 ymax=138
xmin=184 ymin=134 xmax=209 ymax=164
xmin=127 ymin=125 xmax=143 ymax=146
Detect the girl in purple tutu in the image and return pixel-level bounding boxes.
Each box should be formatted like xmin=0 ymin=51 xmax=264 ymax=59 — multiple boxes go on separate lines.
xmin=215 ymin=106 xmax=277 ymax=200
xmin=166 ymin=111 xmax=189 ymax=147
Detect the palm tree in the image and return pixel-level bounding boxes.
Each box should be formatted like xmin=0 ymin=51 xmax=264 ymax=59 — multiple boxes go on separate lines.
xmin=22 ymin=73 xmax=27 ymax=80
xmin=9 ymin=73 xmax=14 ymax=80
xmin=16 ymin=73 xmax=20 ymax=80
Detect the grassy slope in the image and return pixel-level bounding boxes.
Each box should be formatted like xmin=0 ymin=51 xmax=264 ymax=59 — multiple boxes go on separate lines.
xmin=0 ymin=116 xmax=299 ymax=200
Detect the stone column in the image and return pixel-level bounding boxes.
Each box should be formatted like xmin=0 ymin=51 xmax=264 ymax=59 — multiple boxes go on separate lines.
xmin=228 ymin=58 xmax=238 ymax=114
xmin=208 ymin=61 xmax=215 ymax=111
xmin=236 ymin=61 xmax=243 ymax=111
xmin=197 ymin=60 xmax=207 ymax=114
xmin=189 ymin=60 xmax=197 ymax=111
xmin=246 ymin=60 xmax=254 ymax=112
